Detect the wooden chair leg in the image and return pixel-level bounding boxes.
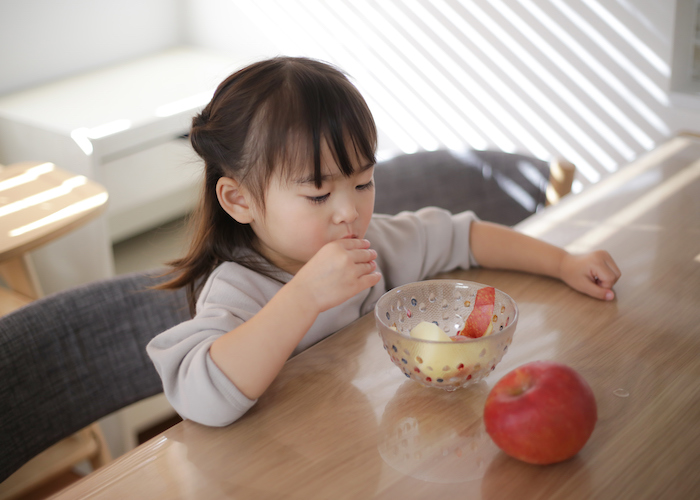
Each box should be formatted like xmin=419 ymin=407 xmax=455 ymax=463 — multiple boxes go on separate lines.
xmin=546 ymin=158 xmax=576 ymax=205
xmin=88 ymin=423 xmax=112 ymax=470
xmin=0 ymin=255 xmax=43 ymax=300
xmin=0 ymin=425 xmax=112 ymax=500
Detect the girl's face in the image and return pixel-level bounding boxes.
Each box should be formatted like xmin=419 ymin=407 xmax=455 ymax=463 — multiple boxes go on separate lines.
xmin=250 ymin=144 xmax=375 ymax=275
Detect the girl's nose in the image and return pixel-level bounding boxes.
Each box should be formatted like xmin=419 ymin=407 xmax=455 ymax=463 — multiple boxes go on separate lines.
xmin=332 ymin=197 xmax=359 ymax=225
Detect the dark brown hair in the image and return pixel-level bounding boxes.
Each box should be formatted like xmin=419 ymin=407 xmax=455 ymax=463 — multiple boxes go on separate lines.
xmin=159 ymin=57 xmax=377 ymax=314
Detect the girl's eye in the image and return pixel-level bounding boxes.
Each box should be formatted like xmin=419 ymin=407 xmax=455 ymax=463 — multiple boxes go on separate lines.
xmin=307 ymin=193 xmax=330 ymax=204
xmin=357 ymin=180 xmax=374 ymax=191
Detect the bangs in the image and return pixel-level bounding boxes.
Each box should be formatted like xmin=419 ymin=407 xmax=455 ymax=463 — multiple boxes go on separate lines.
xmin=244 ymin=58 xmax=377 ymax=195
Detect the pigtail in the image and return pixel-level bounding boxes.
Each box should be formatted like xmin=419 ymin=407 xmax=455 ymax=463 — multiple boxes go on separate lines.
xmin=155 ymin=107 xmax=231 ymax=314
xmin=158 ymin=102 xmax=267 ymax=314
xmin=189 ymin=107 xmax=217 ymax=171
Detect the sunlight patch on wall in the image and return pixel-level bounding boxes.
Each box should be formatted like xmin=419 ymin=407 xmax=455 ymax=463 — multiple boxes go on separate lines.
xmin=494 ymin=0 xmax=640 ymax=162
xmin=516 ymin=0 xmax=661 ymax=149
xmin=230 ymin=0 xmax=670 ymax=188
xmin=237 ymin=0 xmax=423 ymax=153
xmin=420 ymin=0 xmax=593 ymax=171
xmin=527 ymin=0 xmax=669 ymax=137
xmin=394 ymin=0 xmax=544 ymax=157
xmin=550 ymin=0 xmax=669 ymax=106
xmin=613 ymin=0 xmax=667 ymax=44
xmin=300 ymin=0 xmax=442 ymax=151
xmin=582 ymin=0 xmax=670 ymax=77
xmin=352 ymin=0 xmax=492 ymax=151
xmin=444 ymin=0 xmax=607 ymax=181
xmin=333 ymin=0 xmax=477 ymax=151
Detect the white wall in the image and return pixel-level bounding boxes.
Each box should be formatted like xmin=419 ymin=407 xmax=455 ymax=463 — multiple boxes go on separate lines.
xmin=184 ymin=0 xmax=700 ymax=189
xmin=1 ymin=0 xmax=699 ymax=186
xmin=0 ymin=0 xmax=184 ymax=95
xmin=180 ymin=0 xmax=277 ymax=64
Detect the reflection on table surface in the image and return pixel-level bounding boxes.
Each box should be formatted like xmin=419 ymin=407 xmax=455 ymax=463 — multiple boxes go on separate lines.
xmin=55 ymin=135 xmax=700 ymax=499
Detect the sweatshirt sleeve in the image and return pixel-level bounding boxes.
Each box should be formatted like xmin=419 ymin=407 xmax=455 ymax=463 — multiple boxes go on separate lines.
xmin=146 ymin=265 xmax=273 ymax=427
xmin=366 ymin=207 xmax=480 ymax=290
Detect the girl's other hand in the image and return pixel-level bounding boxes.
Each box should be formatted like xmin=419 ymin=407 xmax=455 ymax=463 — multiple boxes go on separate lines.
xmin=560 ymin=250 xmax=621 ymax=301
xmin=291 ymin=238 xmax=381 ymax=313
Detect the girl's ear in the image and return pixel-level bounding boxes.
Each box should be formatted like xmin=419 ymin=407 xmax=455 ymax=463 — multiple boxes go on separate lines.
xmin=216 ymin=177 xmax=255 ymax=224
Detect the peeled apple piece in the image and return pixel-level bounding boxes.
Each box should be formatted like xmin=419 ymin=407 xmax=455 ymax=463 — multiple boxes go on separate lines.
xmin=410 ymin=321 xmax=452 ymax=342
xmin=408 ymin=321 xmax=488 ymax=380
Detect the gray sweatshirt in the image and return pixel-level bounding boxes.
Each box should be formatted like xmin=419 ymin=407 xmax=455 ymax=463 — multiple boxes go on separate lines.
xmin=147 ymin=208 xmax=478 ymax=426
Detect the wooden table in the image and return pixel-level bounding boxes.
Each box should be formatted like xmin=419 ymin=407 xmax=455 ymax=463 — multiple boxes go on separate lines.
xmin=0 ymin=161 xmax=108 ymax=314
xmin=55 ymin=136 xmax=700 ymax=499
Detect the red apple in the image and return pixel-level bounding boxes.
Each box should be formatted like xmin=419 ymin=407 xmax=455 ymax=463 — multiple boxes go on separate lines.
xmin=459 ymin=286 xmax=495 ymax=338
xmin=483 ymin=361 xmax=597 ymax=465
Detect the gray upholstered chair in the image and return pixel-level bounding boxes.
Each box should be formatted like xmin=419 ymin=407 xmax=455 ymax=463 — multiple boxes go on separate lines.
xmin=0 ymin=270 xmax=189 ymax=494
xmin=373 ymin=149 xmax=574 ymax=226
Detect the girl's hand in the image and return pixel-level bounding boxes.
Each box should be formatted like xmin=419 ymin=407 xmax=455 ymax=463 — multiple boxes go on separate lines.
xmin=210 ymin=238 xmax=379 ymax=401
xmin=290 ymin=238 xmax=381 ymax=313
xmin=559 ymin=250 xmax=621 ymax=301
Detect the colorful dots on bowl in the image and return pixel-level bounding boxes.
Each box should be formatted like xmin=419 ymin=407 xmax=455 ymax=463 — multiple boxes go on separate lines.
xmin=375 ymin=280 xmax=518 ymax=391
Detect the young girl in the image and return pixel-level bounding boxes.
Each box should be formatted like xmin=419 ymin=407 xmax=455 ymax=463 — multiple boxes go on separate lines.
xmin=147 ymin=57 xmax=621 ymax=427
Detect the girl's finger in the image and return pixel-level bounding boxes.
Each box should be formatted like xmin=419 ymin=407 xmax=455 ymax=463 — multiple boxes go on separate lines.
xmin=596 ymin=250 xmax=621 ymax=278
xmin=362 ymin=260 xmax=377 ymax=274
xmin=591 ymin=270 xmax=613 ymax=289
xmin=581 ymin=278 xmax=615 ymax=301
xmin=597 ymin=261 xmax=621 ymax=288
xmin=339 ymin=238 xmax=371 ymax=249
xmin=358 ymin=271 xmax=382 ymax=289
xmin=606 ymin=256 xmax=622 ymax=279
xmin=350 ymin=248 xmax=377 ymax=263
xmin=588 ymin=264 xmax=617 ymax=300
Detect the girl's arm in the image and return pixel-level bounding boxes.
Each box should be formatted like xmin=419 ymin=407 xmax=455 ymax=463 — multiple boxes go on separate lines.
xmin=469 ymin=220 xmax=621 ymax=300
xmin=209 ymin=238 xmax=380 ymax=400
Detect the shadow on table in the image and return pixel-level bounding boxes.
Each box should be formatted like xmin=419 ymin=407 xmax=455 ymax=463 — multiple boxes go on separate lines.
xmin=170 ymin=340 xmax=383 ymax=498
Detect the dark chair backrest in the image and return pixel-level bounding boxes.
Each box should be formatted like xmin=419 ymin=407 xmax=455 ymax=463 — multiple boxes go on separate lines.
xmin=373 ymin=149 xmax=550 ymax=226
xmin=0 ymin=270 xmax=189 ymax=481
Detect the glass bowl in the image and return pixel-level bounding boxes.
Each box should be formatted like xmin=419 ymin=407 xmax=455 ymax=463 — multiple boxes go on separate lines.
xmin=375 ymin=280 xmax=518 ymax=391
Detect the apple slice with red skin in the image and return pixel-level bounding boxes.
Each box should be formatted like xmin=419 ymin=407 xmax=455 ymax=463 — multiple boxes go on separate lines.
xmin=458 ymin=286 xmax=495 ymax=338
xmin=483 ymin=361 xmax=598 ymax=465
